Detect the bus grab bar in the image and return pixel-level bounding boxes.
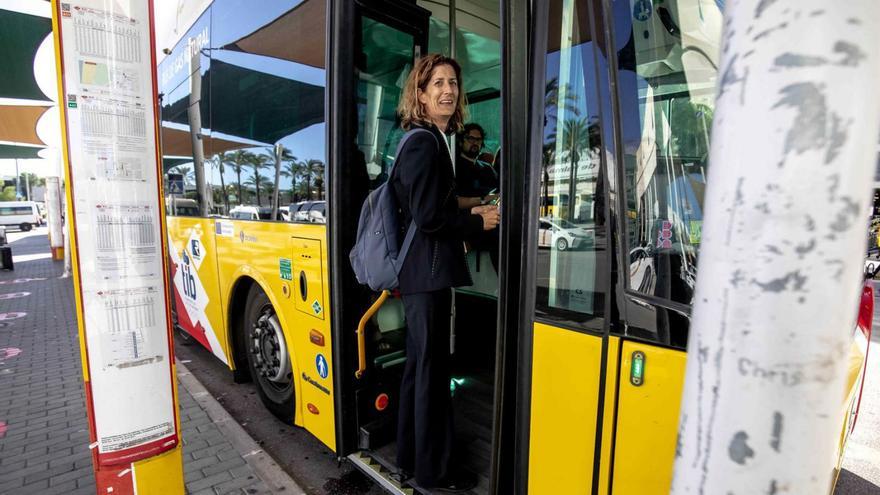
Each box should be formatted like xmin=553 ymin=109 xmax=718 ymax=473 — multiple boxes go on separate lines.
xmin=355 ymin=290 xmax=390 ymax=379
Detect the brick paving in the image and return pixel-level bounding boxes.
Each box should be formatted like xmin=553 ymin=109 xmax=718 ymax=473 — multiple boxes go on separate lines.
xmin=0 ymin=229 xmax=275 ymax=494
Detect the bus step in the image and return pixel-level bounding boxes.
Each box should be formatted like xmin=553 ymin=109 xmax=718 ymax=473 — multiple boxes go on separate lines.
xmin=347 ymin=451 xmax=415 ymax=495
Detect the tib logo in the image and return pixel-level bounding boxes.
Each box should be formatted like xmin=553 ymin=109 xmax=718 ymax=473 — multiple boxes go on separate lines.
xmin=657 ymin=221 xmax=673 ymax=249
xmin=181 ymin=251 xmax=197 ymax=301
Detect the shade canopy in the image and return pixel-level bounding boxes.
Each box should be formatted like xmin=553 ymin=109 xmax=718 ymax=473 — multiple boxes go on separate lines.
xmin=222 ymin=0 xmax=325 ymax=69
xmin=0 ymin=105 xmax=49 ymax=146
xmin=161 ymin=59 xmax=325 ymax=145
xmin=0 ymin=9 xmax=52 ymax=101
xmin=160 ymin=125 xmax=263 ymax=158
xmin=0 ymin=143 xmax=45 ymax=159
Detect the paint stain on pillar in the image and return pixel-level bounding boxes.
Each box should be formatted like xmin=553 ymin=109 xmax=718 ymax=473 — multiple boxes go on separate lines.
xmin=729 ymin=431 xmax=755 ymax=465
xmin=0 ymin=312 xmax=26 ymax=321
xmin=771 ymin=411 xmax=784 ymax=452
xmin=0 ymin=421 xmax=6 ymax=439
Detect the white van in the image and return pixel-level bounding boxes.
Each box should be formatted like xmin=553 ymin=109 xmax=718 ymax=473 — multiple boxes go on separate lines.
xmin=0 ymin=201 xmax=42 ymax=231
xmin=229 ymin=205 xmax=281 ymax=221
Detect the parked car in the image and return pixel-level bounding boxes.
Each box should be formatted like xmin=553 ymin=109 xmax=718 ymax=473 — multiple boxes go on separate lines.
xmin=291 ymin=201 xmax=326 ymax=223
xmin=538 ymin=216 xmax=594 ymax=251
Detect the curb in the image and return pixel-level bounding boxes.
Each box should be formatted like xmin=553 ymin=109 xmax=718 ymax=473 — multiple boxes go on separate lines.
xmin=176 ymin=360 xmax=306 ymax=494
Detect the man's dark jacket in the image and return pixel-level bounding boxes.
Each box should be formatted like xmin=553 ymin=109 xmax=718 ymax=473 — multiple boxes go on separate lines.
xmin=391 ymin=124 xmax=484 ymax=294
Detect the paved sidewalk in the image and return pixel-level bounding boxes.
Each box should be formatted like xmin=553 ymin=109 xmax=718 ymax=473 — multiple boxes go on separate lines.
xmin=0 ymin=228 xmax=300 ymax=494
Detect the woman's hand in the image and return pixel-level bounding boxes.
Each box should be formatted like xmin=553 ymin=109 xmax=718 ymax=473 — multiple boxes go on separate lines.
xmin=472 ymin=204 xmax=500 ymax=230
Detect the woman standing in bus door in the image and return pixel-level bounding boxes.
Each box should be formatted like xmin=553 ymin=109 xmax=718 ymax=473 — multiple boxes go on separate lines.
xmin=391 ymin=54 xmax=500 ymax=492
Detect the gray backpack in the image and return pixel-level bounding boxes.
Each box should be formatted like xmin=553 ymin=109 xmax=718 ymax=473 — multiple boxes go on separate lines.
xmin=349 ymin=129 xmax=437 ymax=291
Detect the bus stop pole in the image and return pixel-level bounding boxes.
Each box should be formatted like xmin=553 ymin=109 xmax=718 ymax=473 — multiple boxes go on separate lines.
xmin=45 ymin=176 xmax=63 ymax=260
xmin=672 ymin=1 xmax=880 ymax=494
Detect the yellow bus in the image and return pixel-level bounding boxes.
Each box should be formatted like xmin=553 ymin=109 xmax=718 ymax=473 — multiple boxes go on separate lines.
xmin=158 ymin=1 xmax=872 ymax=493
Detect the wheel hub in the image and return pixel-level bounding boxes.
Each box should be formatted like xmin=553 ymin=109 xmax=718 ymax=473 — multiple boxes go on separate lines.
xmin=249 ymin=311 xmax=290 ymax=384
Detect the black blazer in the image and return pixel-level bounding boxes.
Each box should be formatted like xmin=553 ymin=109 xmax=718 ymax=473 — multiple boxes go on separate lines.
xmin=391 ymin=124 xmax=484 ymax=294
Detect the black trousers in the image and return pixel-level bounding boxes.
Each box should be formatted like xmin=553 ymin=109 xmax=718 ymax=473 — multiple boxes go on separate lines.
xmin=397 ymin=288 xmax=454 ymax=487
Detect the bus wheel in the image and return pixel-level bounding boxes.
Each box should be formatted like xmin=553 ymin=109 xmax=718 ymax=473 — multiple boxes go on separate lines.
xmin=243 ymin=286 xmax=295 ymax=423
xmin=19 ymin=223 xmax=31 ymax=232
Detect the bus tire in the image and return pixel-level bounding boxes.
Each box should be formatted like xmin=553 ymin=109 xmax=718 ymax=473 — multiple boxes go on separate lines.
xmin=19 ymin=223 xmax=31 ymax=232
xmin=242 ymin=285 xmax=295 ymax=423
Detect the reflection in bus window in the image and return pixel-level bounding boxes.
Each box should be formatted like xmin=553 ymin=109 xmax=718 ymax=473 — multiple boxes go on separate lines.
xmin=158 ymin=0 xmax=328 ymax=220
xmin=534 ymin=0 xmax=606 ymax=327
xmin=615 ymin=0 xmax=722 ymax=307
xmin=357 ymin=17 xmax=415 ymax=187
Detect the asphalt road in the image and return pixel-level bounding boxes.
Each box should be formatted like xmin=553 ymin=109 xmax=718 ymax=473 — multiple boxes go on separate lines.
xmin=173 ymin=339 xmax=385 ymax=495
xmin=834 ymin=281 xmax=880 ymax=495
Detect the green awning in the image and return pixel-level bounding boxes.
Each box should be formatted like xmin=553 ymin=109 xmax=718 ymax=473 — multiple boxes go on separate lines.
xmin=160 ymin=59 xmax=325 ymax=145
xmin=0 ymin=9 xmax=52 ymax=101
xmin=0 ymin=144 xmax=45 ymax=159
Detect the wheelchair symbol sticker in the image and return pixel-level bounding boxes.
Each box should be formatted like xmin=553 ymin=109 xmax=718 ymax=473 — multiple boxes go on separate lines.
xmin=316 ymin=353 xmax=328 ymax=379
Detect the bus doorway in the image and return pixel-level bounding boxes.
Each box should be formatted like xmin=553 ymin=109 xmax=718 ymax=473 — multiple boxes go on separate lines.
xmin=329 ymin=1 xmax=504 ymax=493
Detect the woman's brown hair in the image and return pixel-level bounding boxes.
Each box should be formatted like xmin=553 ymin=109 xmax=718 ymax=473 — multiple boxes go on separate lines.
xmin=397 ymin=53 xmax=467 ymax=133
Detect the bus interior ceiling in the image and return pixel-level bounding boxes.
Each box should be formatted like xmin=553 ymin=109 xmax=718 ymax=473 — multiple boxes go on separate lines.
xmin=351 ymin=1 xmax=502 ymax=493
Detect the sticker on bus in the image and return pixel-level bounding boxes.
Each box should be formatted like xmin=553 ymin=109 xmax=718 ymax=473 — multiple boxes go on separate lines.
xmin=215 ymin=220 xmax=234 ymax=237
xmin=279 ymin=258 xmax=292 ymax=281
xmin=316 ymin=353 xmax=328 ymax=379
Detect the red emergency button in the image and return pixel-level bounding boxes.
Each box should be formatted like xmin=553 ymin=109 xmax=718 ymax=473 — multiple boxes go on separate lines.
xmin=375 ymin=393 xmax=389 ymax=411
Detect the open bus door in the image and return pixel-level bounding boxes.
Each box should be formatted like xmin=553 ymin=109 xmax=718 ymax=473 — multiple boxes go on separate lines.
xmin=329 ymin=1 xmax=516 ymax=493
xmin=327 ymin=0 xmax=432 ymax=490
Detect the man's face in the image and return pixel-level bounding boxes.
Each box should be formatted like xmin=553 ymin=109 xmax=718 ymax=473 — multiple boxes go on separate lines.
xmin=462 ymin=130 xmax=483 ymax=158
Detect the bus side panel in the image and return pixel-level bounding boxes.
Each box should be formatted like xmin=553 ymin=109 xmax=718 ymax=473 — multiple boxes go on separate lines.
xmin=213 ymin=220 xmax=336 ymax=452
xmin=528 ymin=323 xmax=604 ymax=493
xmin=167 ymin=217 xmax=230 ymax=364
xmin=611 ymin=341 xmax=686 ymax=495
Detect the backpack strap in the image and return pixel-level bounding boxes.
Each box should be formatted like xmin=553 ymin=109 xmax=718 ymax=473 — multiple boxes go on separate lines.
xmin=391 ymin=128 xmax=439 ymax=271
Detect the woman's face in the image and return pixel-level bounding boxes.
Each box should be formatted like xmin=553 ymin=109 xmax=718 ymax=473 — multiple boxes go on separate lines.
xmin=418 ymin=64 xmax=459 ymax=125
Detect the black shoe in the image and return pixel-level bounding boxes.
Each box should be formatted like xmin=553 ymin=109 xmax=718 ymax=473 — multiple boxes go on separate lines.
xmin=431 ymin=471 xmax=477 ymax=493
xmin=389 ymin=468 xmax=412 ymax=484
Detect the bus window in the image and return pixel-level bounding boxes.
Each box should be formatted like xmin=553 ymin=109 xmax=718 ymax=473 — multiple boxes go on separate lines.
xmin=534 ymin=0 xmax=606 ymax=328
xmin=615 ymin=0 xmax=721 ymax=312
xmin=202 ymin=0 xmax=327 ymax=219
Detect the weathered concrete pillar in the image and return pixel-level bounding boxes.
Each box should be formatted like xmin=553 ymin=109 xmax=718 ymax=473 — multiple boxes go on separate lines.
xmin=672 ymin=1 xmax=880 ymax=494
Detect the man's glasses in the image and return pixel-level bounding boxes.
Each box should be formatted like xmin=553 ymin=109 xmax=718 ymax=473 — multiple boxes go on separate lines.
xmin=464 ymin=135 xmax=484 ymax=143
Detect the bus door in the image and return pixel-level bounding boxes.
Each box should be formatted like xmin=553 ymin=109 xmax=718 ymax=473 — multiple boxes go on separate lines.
xmin=330 ymin=1 xmax=508 ymax=491
xmin=521 ymin=0 xmax=721 ymax=493
xmin=603 ymin=0 xmax=721 ymax=493
xmin=328 ymin=0 xmax=430 ymax=469
xmin=523 ymin=0 xmax=616 ymax=492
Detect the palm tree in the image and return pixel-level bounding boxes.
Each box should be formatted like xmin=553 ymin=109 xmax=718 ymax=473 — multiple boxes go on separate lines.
xmin=226 ymin=150 xmax=251 ymax=206
xmin=309 ymin=160 xmax=326 ymax=199
xmin=212 ymin=153 xmax=230 ymax=213
xmin=280 ymin=156 xmax=304 ymax=201
xmin=559 ymin=117 xmax=592 ymax=221
xmin=268 ymin=145 xmax=296 ymax=210
xmin=171 ymin=165 xmax=194 ymax=186
xmin=246 ymin=153 xmax=270 ymax=205
xmin=301 ymin=159 xmax=325 ymax=200
xmin=244 ymin=175 xmax=273 ymax=203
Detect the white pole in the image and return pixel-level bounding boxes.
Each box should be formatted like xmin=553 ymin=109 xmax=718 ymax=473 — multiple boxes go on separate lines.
xmin=45 ymin=177 xmax=63 ymax=252
xmin=672 ymin=1 xmax=880 ymax=494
